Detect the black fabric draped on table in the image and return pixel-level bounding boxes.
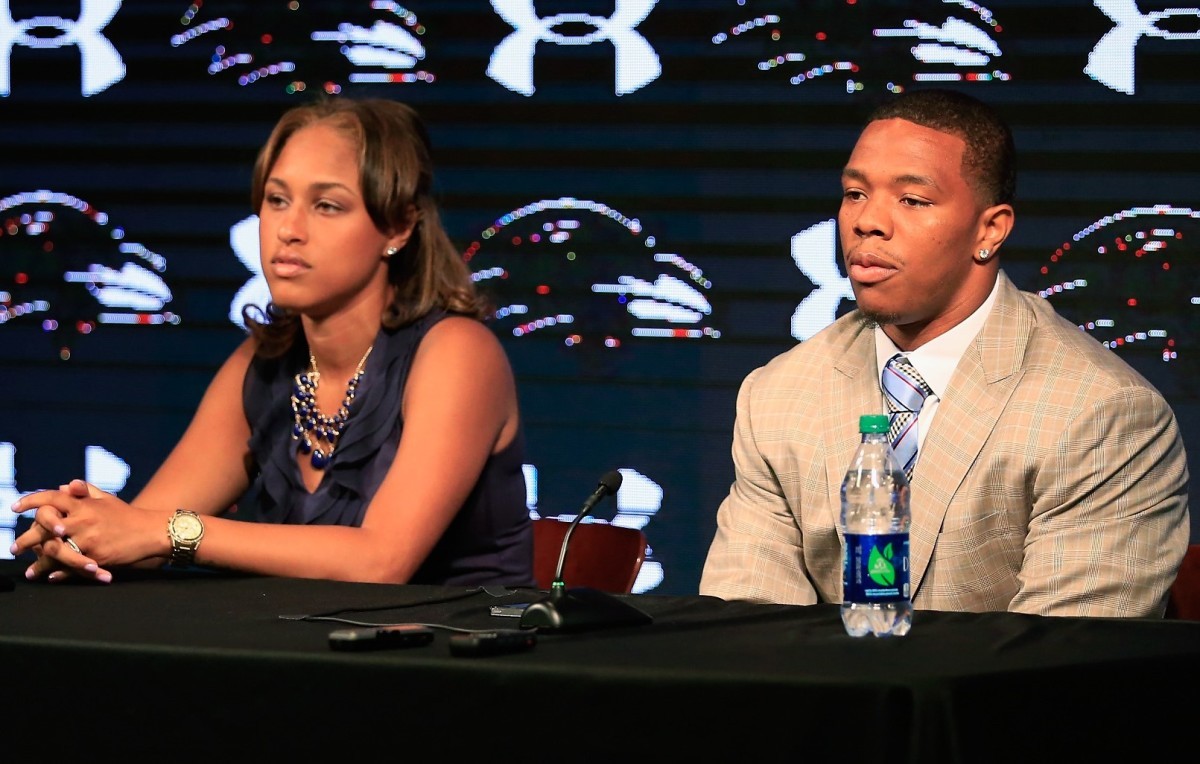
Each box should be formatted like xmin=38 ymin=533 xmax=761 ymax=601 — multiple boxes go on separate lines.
xmin=1 ymin=561 xmax=1196 ymax=761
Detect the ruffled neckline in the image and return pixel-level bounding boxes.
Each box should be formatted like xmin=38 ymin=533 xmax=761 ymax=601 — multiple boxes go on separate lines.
xmin=247 ymin=313 xmax=440 ymax=517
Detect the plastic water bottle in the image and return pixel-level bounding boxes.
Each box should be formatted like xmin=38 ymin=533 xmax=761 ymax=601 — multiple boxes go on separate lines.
xmin=840 ymin=413 xmax=913 ymax=637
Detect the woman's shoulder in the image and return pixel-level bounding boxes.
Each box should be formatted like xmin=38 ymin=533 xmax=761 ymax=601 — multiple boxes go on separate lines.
xmin=422 ymin=313 xmax=504 ymax=350
xmin=242 ymin=333 xmax=303 ymax=379
xmin=224 ymin=335 xmax=261 ymax=376
xmin=408 ymin=314 xmax=513 ymax=384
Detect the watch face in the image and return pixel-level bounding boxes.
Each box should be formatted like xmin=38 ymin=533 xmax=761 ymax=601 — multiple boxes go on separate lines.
xmin=172 ymin=513 xmax=203 ymax=541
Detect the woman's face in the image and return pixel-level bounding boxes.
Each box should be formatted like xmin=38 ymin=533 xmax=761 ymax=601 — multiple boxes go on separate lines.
xmin=257 ymin=122 xmax=393 ymax=319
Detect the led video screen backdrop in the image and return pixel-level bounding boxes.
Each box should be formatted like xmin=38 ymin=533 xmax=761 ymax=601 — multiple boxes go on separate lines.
xmin=2 ymin=1 xmax=1197 ymax=595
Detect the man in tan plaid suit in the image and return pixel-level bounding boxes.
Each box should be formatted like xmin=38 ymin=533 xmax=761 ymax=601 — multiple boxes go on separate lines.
xmin=700 ymin=90 xmax=1190 ymax=617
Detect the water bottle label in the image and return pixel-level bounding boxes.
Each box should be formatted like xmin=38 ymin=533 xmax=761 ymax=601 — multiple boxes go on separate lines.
xmin=842 ymin=533 xmax=910 ymax=603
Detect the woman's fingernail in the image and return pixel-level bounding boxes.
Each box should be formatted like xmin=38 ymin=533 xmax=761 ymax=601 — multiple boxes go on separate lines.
xmin=8 ymin=543 xmax=16 ymax=555
xmin=10 ymin=501 xmax=20 ymax=511
xmin=96 ymin=571 xmax=113 ymax=584
xmin=53 ymin=524 xmax=65 ymax=537
xmin=48 ymin=570 xmax=65 ymax=582
xmin=24 ymin=566 xmax=36 ymax=580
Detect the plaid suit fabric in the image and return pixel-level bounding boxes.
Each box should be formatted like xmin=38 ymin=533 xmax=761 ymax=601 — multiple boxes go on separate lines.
xmin=700 ymin=271 xmax=1190 ymax=617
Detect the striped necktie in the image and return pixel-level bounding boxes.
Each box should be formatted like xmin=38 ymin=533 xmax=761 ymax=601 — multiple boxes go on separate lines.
xmin=881 ymin=353 xmax=933 ymax=479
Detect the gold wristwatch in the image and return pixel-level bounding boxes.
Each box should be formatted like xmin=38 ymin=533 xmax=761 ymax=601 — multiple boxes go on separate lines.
xmin=167 ymin=509 xmax=205 ymax=568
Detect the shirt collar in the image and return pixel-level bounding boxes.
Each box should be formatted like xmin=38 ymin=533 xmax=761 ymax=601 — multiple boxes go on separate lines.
xmin=873 ymin=273 xmax=1001 ymax=399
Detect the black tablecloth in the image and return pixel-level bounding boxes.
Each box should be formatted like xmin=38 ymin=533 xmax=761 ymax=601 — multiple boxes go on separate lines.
xmin=1 ymin=562 xmax=1196 ymax=761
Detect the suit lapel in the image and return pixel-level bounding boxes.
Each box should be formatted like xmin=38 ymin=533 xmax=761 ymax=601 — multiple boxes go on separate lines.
xmin=825 ymin=321 xmax=883 ymax=539
xmin=908 ymin=272 xmax=1032 ymax=594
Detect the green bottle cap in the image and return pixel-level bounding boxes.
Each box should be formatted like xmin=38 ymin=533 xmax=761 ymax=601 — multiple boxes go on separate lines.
xmin=859 ymin=414 xmax=890 ymax=433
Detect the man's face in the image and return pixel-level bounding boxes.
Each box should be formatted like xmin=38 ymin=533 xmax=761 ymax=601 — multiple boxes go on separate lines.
xmin=838 ymin=117 xmax=991 ymax=347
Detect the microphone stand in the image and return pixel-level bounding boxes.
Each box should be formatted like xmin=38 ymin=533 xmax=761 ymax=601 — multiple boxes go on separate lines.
xmin=519 ymin=472 xmax=653 ymax=634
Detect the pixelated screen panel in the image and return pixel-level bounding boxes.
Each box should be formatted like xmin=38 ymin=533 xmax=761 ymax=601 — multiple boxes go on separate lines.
xmin=1 ymin=1 xmax=1197 ymax=594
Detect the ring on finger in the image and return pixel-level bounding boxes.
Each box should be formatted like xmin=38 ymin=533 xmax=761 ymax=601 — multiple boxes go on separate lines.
xmin=63 ymin=537 xmax=82 ymax=555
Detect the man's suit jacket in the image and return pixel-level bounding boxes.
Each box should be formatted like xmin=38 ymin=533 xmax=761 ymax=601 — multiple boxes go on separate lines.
xmin=700 ymin=271 xmax=1190 ymax=617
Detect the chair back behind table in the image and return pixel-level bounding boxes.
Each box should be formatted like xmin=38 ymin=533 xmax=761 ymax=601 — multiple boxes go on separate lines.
xmin=532 ymin=518 xmax=646 ymax=593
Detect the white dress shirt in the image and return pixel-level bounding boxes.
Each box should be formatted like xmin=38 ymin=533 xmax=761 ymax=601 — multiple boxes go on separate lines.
xmin=874 ymin=275 xmax=1001 ymax=453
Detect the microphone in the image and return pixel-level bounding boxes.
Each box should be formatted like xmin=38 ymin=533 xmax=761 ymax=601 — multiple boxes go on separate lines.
xmin=549 ymin=469 xmax=623 ymax=591
xmin=519 ymin=470 xmax=652 ymax=633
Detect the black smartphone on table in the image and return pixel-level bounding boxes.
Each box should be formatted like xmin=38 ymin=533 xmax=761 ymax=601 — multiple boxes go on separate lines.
xmin=328 ymin=623 xmax=435 ymax=651
xmin=489 ymin=602 xmax=530 ymax=618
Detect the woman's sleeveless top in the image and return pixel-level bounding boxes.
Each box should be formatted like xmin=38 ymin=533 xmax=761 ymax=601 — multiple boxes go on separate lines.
xmin=242 ymin=312 xmax=533 ymax=587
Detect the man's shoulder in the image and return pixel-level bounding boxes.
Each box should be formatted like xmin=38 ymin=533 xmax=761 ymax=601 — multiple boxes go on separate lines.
xmin=757 ymin=311 xmax=867 ymax=376
xmin=734 ymin=311 xmax=868 ymax=398
xmin=1014 ymin=288 xmax=1164 ymax=394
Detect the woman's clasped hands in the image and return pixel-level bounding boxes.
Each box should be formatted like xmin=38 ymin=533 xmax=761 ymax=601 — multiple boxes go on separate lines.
xmin=9 ymin=479 xmax=168 ymax=584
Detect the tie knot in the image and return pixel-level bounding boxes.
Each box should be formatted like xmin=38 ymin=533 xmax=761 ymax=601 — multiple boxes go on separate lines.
xmin=882 ymin=354 xmax=932 ymax=414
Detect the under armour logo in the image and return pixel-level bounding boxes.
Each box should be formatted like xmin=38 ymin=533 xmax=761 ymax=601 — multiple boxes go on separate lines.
xmin=0 ymin=0 xmax=125 ymax=97
xmin=487 ymin=0 xmax=661 ymax=96
xmin=790 ymin=220 xmax=853 ymax=341
xmin=1086 ymin=0 xmax=1200 ymax=95
xmin=228 ymin=215 xmax=270 ymax=330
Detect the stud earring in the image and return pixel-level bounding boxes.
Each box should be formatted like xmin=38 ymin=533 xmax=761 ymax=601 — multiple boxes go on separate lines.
xmin=977 ymin=248 xmax=990 ymax=261
xmin=384 ymin=246 xmax=399 ymax=258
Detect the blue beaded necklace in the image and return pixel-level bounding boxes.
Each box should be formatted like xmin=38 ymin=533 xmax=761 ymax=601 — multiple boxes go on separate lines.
xmin=290 ymin=345 xmax=373 ymax=469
